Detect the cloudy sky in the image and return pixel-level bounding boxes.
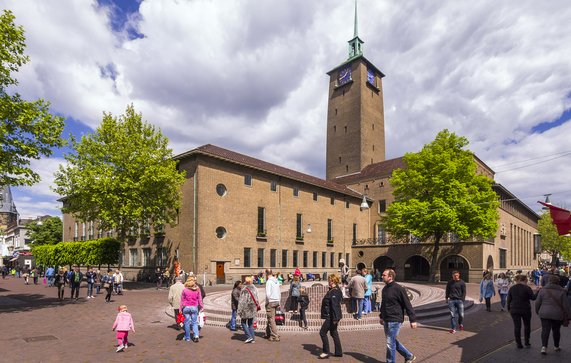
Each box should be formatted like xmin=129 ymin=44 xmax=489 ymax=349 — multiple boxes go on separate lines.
xmin=4 ymin=0 xmax=571 ymax=218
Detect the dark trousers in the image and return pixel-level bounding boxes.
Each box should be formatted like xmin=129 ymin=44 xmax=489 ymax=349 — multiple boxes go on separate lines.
xmin=70 ymin=284 xmax=80 ymax=299
xmin=57 ymin=285 xmax=65 ymax=300
xmin=320 ymin=319 xmax=342 ymax=356
xmin=300 ymin=308 xmax=307 ymax=327
xmin=105 ymin=286 xmax=113 ymax=302
xmin=540 ymin=318 xmax=562 ymax=348
xmin=290 ymin=296 xmax=299 ymax=311
xmin=484 ymin=297 xmax=491 ymax=311
xmin=510 ymin=311 xmax=531 ymax=346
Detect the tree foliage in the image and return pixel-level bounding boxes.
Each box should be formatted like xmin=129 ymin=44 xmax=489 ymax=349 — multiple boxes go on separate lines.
xmin=0 ymin=10 xmax=65 ymax=189
xmin=32 ymin=238 xmax=121 ymax=267
xmin=383 ymin=129 xmax=499 ymax=281
xmin=53 ymin=104 xmax=185 ymax=241
xmin=26 ymin=216 xmax=63 ymax=245
xmin=537 ymin=212 xmax=571 ymax=264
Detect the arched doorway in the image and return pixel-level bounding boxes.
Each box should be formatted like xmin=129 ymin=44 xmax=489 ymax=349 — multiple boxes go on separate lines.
xmin=440 ymin=255 xmax=470 ymax=282
xmin=486 ymin=256 xmax=494 ymax=272
xmin=373 ymin=256 xmax=395 ymax=281
xmin=404 ymin=255 xmax=430 ymax=281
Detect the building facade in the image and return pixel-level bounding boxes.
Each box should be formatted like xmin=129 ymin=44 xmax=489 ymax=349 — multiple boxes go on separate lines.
xmin=60 ymin=5 xmax=539 ymax=283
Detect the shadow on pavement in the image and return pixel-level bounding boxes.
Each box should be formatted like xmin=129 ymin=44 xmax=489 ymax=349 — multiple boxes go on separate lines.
xmin=344 ymin=352 xmax=382 ymax=363
xmin=0 ymin=293 xmax=87 ymax=313
xmin=302 ymin=343 xmax=322 ymax=358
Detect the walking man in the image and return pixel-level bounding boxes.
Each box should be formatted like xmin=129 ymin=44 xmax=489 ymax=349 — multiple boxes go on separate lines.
xmin=446 ymin=270 xmax=466 ymax=333
xmin=379 ymin=269 xmax=417 ymax=363
xmin=265 ymin=269 xmax=281 ymax=342
xmin=69 ymin=266 xmax=83 ymax=301
xmin=348 ymin=270 xmax=366 ymax=320
xmin=168 ymin=276 xmax=185 ymax=329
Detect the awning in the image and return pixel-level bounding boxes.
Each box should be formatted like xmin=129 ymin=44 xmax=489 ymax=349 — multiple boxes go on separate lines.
xmin=538 ymin=201 xmax=571 ymax=236
xmin=9 ymin=257 xmax=18 ymax=262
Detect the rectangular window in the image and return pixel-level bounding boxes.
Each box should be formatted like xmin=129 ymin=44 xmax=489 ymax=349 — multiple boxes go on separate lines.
xmin=257 ymin=248 xmax=264 ymax=268
xmin=346 ymin=253 xmax=350 ymax=267
xmin=378 ymin=225 xmax=386 ymax=244
xmin=156 ymin=247 xmax=167 ymax=266
xmin=338 ymin=253 xmax=343 ymax=266
xmin=270 ymin=180 xmax=277 ymax=192
xmin=293 ymin=186 xmax=299 ymax=197
xmin=353 ymin=223 xmax=357 ymax=244
xmin=282 ymin=250 xmax=288 ymax=268
xmin=244 ymin=174 xmax=252 ymax=186
xmin=303 ymin=251 xmax=308 ymax=268
xmin=499 ymin=249 xmax=506 ymax=269
xmin=327 ymin=219 xmax=333 ymax=242
xmin=296 ymin=213 xmax=303 ymax=239
xmin=330 ymin=197 xmax=335 ymax=205
xmin=244 ymin=248 xmax=251 ymax=268
xmin=345 ymin=200 xmax=350 ymax=209
xmin=270 ymin=249 xmax=277 ymax=268
xmin=330 ymin=252 xmax=335 ymax=268
xmin=97 ymin=226 xmax=103 ymax=239
xmin=257 ymin=207 xmax=266 ymax=236
xmin=322 ymin=252 xmax=327 ymax=268
xmin=313 ymin=192 xmax=318 ymax=201
xmin=293 ymin=250 xmax=298 ymax=267
xmin=88 ymin=221 xmax=94 ymax=240
xmin=379 ymin=199 xmax=387 ymax=213
xmin=142 ymin=248 xmax=152 ymax=266
xmin=129 ymin=248 xmax=138 ymax=267
xmin=74 ymin=222 xmax=78 ymax=241
xmin=313 ymin=251 xmax=318 ymax=268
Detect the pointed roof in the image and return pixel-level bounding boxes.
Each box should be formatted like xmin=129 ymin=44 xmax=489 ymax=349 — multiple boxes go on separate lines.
xmin=0 ymin=185 xmax=18 ymax=214
xmin=353 ymin=0 xmax=359 ymax=38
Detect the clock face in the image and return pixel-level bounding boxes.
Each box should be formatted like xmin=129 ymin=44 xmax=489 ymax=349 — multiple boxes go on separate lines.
xmin=338 ymin=66 xmax=351 ymax=85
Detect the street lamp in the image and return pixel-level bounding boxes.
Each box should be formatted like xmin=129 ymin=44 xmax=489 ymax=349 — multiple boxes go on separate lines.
xmin=360 ymin=185 xmax=370 ymax=210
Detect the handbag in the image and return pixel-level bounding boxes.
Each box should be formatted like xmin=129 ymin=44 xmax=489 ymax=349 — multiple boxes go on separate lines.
xmin=198 ymin=311 xmax=206 ymax=328
xmin=103 ymin=282 xmax=110 ymax=289
xmin=246 ymin=288 xmax=261 ymax=311
xmin=176 ymin=312 xmax=185 ymax=327
xmin=546 ymin=289 xmax=570 ymax=327
xmin=275 ymin=309 xmax=285 ymax=326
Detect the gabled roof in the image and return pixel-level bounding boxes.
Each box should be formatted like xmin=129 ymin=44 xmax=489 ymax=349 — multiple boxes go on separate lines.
xmin=333 ymin=157 xmax=406 ymax=185
xmin=174 ymin=144 xmax=364 ymax=199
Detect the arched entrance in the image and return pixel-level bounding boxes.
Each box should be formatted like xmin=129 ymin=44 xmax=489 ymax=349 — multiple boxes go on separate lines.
xmin=373 ymin=256 xmax=395 ymax=281
xmin=404 ymin=255 xmax=430 ymax=281
xmin=440 ymin=255 xmax=470 ymax=282
xmin=486 ymin=256 xmax=494 ymax=273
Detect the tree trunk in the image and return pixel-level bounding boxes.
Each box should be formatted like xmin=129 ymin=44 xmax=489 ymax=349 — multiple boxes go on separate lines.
xmin=429 ymin=235 xmax=442 ymax=282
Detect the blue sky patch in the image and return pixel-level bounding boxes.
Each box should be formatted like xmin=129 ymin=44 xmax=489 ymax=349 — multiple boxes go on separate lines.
xmin=97 ymin=0 xmax=144 ymax=40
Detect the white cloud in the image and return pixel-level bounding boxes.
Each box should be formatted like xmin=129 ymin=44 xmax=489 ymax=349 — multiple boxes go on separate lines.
xmin=4 ymin=0 xmax=571 ymax=216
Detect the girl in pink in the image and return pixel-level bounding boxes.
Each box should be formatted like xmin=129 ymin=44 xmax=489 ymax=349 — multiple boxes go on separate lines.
xmin=112 ymin=305 xmax=135 ymax=352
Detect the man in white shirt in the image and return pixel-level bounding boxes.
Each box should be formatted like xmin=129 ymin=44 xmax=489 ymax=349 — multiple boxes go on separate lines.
xmin=265 ymin=269 xmax=281 ymax=342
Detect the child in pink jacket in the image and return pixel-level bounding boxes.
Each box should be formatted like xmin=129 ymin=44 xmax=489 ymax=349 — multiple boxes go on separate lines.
xmin=112 ymin=305 xmax=135 ymax=352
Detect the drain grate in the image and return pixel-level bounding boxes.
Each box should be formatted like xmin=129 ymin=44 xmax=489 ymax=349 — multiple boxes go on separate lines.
xmin=23 ymin=335 xmax=59 ymax=343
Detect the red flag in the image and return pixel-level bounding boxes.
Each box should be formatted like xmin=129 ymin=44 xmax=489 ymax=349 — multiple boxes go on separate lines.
xmin=538 ymin=201 xmax=571 ymax=236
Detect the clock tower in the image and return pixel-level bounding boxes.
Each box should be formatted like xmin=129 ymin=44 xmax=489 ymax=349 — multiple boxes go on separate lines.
xmin=325 ymin=1 xmax=386 ymax=180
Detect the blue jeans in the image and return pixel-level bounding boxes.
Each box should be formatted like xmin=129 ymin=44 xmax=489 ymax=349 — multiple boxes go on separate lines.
xmin=448 ymin=300 xmax=464 ymax=330
xmin=499 ymin=293 xmax=507 ymax=309
xmin=362 ymin=296 xmax=372 ymax=313
xmin=229 ymin=309 xmax=237 ymax=330
xmin=183 ymin=306 xmax=199 ymax=341
xmin=241 ymin=318 xmax=255 ymax=341
xmin=384 ymin=321 xmax=413 ymax=363
xmin=87 ymin=282 xmax=94 ymax=296
xmin=354 ymin=298 xmax=363 ymax=318
xmin=47 ymin=276 xmax=54 ymax=287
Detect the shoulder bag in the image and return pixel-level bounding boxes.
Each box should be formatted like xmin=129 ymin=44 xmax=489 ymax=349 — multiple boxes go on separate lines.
xmin=246 ymin=288 xmax=261 ymax=311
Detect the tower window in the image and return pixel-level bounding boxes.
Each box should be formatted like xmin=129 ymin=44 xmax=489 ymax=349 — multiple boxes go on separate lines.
xmin=372 ymin=124 xmax=375 ymax=130
xmin=338 ymin=156 xmax=342 ymax=164
xmin=371 ymin=158 xmax=373 ymax=164
xmin=346 ymin=165 xmax=349 ymax=172
xmin=333 ymin=125 xmax=336 ymax=133
xmin=335 ymin=108 xmax=338 ymax=115
xmin=373 ymin=145 xmax=375 ymax=151
xmin=344 ymin=126 xmax=347 ymax=133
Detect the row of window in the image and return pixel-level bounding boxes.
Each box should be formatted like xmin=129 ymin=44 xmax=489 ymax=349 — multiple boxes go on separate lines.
xmin=243 ymin=248 xmax=350 ymax=269
xmin=124 ymin=247 xmax=168 ymax=267
xmin=72 ymin=221 xmax=165 ymax=241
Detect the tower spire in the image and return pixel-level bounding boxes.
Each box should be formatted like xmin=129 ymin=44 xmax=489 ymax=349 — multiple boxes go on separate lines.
xmin=354 ymin=0 xmax=359 ymax=38
xmin=348 ymin=0 xmax=363 ymax=59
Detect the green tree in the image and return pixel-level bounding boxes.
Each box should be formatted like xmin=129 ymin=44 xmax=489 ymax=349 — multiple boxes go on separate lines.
xmin=537 ymin=212 xmax=571 ymax=265
xmin=53 ymin=104 xmax=185 ymax=256
xmin=26 ymin=216 xmax=63 ymax=245
xmin=383 ymin=129 xmax=499 ymax=281
xmin=0 ymin=10 xmax=65 ymax=189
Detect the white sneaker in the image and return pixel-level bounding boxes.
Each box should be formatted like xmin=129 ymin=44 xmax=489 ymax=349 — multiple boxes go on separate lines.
xmin=554 ymin=347 xmax=561 ymax=352
xmin=541 ymin=346 xmax=546 ymax=355
xmin=116 ymin=345 xmax=124 ymax=352
xmin=244 ymin=337 xmax=253 ymax=344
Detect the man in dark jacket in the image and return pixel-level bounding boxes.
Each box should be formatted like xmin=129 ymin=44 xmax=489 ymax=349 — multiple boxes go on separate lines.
xmin=69 ymin=266 xmax=83 ymax=301
xmin=445 ymin=271 xmax=466 ymax=333
xmin=379 ymin=269 xmax=417 ymax=363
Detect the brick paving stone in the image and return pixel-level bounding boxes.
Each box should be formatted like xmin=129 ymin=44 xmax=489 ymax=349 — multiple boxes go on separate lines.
xmin=0 ymin=277 xmax=567 ymax=362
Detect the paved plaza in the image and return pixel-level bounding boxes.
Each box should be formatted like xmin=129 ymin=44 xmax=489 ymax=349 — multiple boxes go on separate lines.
xmin=0 ymin=276 xmax=568 ymax=362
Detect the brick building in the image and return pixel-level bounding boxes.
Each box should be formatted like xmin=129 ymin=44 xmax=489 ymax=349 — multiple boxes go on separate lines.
xmin=61 ymin=6 xmax=538 ymax=283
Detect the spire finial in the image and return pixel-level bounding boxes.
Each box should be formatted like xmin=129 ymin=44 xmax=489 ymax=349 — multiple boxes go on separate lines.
xmin=354 ymin=0 xmax=359 ymax=38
